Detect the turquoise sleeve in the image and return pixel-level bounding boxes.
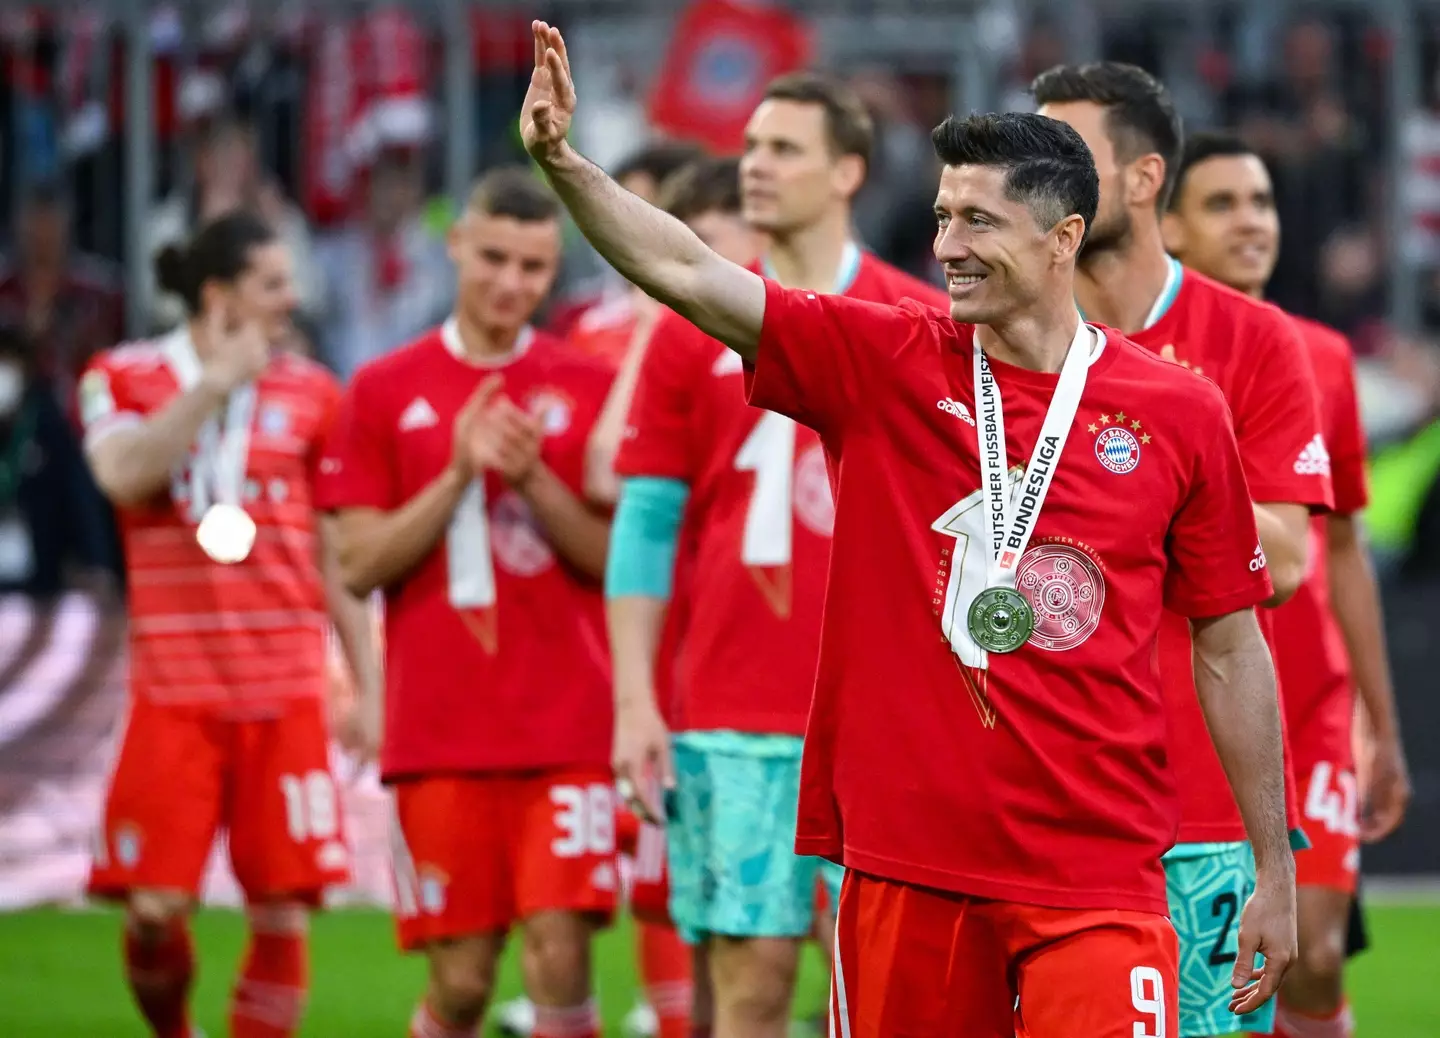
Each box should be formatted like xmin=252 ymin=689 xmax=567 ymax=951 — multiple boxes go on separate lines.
xmin=605 ymin=476 xmax=691 ymax=599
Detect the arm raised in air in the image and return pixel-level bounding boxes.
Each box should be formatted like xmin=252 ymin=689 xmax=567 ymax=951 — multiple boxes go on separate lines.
xmin=519 ymin=21 xmax=764 ymax=362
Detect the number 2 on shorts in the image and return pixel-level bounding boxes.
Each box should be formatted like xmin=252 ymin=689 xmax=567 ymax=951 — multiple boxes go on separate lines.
xmin=1208 ymin=891 xmax=1239 ymax=966
xmin=1130 ymin=965 xmax=1166 ymax=1038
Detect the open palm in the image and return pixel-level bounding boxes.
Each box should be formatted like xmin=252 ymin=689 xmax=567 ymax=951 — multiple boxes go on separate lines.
xmin=519 ymin=20 xmax=576 ymax=163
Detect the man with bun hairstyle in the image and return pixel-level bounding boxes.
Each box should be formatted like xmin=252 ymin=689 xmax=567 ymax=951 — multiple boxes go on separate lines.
xmin=81 ymin=211 xmax=380 ymax=1038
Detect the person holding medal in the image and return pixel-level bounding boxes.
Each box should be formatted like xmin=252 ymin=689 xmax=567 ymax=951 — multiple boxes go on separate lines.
xmin=80 ymin=211 xmax=380 ymax=1038
xmin=519 ymin=20 xmax=1295 ymax=1037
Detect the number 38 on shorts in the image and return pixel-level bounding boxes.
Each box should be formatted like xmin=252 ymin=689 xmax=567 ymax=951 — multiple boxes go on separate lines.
xmin=389 ymin=769 xmax=620 ymax=949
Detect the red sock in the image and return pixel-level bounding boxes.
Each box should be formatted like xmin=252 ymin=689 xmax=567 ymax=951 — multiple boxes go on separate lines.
xmin=228 ymin=904 xmax=309 ymax=1038
xmin=1270 ymin=999 xmax=1355 ymax=1038
xmin=123 ymin=916 xmax=195 ymax=1038
xmin=533 ymin=1000 xmax=600 ymax=1038
xmin=409 ymin=1000 xmax=476 ymax=1038
xmin=638 ymin=921 xmax=693 ymax=1038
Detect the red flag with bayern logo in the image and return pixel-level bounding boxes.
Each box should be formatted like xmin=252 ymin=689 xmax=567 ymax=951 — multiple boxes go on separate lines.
xmin=647 ymin=0 xmax=811 ymax=154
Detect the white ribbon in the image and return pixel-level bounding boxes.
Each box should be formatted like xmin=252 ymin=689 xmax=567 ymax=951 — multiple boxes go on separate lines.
xmin=160 ymin=327 xmax=256 ymax=521
xmin=973 ymin=320 xmax=1095 ymax=596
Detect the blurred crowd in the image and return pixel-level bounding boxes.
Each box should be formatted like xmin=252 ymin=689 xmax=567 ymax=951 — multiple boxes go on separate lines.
xmin=4 ymin=0 xmax=1440 ymax=599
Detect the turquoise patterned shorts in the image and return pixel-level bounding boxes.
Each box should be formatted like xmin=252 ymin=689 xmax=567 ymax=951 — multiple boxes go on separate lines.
xmin=1164 ymin=841 xmax=1276 ymax=1037
xmin=666 ymin=731 xmax=844 ymax=945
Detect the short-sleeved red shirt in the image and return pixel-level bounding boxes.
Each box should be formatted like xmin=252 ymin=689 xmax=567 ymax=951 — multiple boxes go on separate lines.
xmin=1269 ymin=315 xmax=1369 ymax=769
xmin=615 ymin=255 xmax=946 ymax=735
xmin=746 ymin=280 xmax=1270 ymax=914
xmin=1130 ymin=270 xmax=1333 ymax=843
xmin=79 ymin=330 xmax=340 ymax=713
xmin=315 ymin=322 xmax=616 ymax=779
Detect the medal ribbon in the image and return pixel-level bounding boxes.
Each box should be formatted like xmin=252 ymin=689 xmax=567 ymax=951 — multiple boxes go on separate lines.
xmin=972 ymin=319 xmax=1094 ymax=593
xmin=161 ymin=327 xmax=256 ymax=519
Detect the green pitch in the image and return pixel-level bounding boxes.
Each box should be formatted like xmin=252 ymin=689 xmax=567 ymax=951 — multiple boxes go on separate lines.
xmin=0 ymin=904 xmax=1436 ymax=1036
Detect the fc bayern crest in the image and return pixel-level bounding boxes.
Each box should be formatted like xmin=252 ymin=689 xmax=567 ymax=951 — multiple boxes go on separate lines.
xmin=529 ymin=389 xmax=573 ymax=437
xmin=688 ymin=36 xmax=763 ymax=109
xmin=1095 ymin=426 xmax=1141 ymax=474
xmin=490 ymin=491 xmax=556 ymax=577
xmin=418 ymin=866 xmax=448 ymax=915
xmin=1017 ymin=543 xmax=1106 ymax=652
xmin=792 ymin=443 xmax=834 ymax=537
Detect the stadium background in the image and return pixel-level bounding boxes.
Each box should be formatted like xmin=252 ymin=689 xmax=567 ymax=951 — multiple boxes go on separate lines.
xmin=0 ymin=0 xmax=1436 ymax=1033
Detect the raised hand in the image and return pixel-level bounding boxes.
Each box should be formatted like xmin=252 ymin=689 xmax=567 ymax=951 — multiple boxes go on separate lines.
xmin=519 ymin=20 xmax=576 ymax=165
xmin=200 ymin=306 xmax=270 ymax=394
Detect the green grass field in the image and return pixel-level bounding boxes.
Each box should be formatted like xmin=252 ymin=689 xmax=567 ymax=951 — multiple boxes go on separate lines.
xmin=1 ymin=904 xmax=1437 ymax=1037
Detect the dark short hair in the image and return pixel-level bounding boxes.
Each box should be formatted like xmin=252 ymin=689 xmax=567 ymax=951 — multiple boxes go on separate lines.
xmin=613 ymin=141 xmax=708 ymax=189
xmin=931 ymin=112 xmax=1099 ymax=238
xmin=761 ymin=71 xmax=874 ymax=169
xmin=466 ymin=166 xmax=560 ymax=222
xmin=154 ymin=211 xmax=277 ymax=315
xmin=657 ymin=158 xmax=742 ymax=222
xmin=1030 ymin=62 xmax=1183 ymax=209
xmin=1169 ymin=130 xmax=1258 ymax=211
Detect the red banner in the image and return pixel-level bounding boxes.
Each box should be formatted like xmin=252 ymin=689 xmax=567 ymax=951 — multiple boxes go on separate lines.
xmin=647 ymin=0 xmax=811 ymax=155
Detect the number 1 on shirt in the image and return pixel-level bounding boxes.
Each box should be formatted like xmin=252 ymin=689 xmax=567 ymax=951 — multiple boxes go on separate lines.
xmin=447 ymin=479 xmax=499 ymax=652
xmin=735 ymin=411 xmax=796 ymax=617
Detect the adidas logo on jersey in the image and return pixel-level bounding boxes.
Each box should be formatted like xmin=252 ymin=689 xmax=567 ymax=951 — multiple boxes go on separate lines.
xmin=1293 ymin=434 xmax=1331 ymax=477
xmin=1250 ymin=544 xmax=1268 ymax=572
xmin=399 ymin=397 xmax=439 ymax=431
xmin=936 ymin=397 xmax=976 ymax=425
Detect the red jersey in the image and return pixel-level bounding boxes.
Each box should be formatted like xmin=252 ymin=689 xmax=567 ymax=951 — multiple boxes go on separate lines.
xmin=315 ymin=322 xmax=616 ymax=779
xmin=566 ymin=291 xmax=642 ymax=368
xmin=78 ymin=329 xmax=340 ymax=712
xmin=616 ymin=254 xmax=947 ymax=735
xmin=1129 ymin=268 xmax=1332 ymax=845
xmin=748 ymin=280 xmax=1269 ymax=915
xmin=1270 ymin=316 xmax=1369 ymax=762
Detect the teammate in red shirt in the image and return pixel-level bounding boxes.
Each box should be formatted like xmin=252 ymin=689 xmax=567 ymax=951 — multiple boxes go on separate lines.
xmin=1036 ymin=65 xmax=1329 ymax=1038
xmin=316 ymin=169 xmax=616 ymax=1038
xmin=585 ymin=157 xmax=766 ymax=1038
xmin=80 ymin=212 xmax=380 ymax=1038
xmin=609 ymin=79 xmax=946 ymax=1038
xmin=521 ymin=21 xmax=1295 ymax=1038
xmin=1162 ymin=131 xmax=1412 ymax=1038
xmin=569 ymin=159 xmax=745 ymax=1038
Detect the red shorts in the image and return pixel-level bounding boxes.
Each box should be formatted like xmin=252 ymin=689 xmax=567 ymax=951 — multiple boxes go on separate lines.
xmin=831 ymin=871 xmax=1179 ymax=1038
xmin=90 ymin=695 xmax=349 ymax=902
xmin=628 ymin=815 xmax=672 ymax=925
xmin=389 ymin=769 xmax=619 ymax=949
xmin=1295 ymin=758 xmax=1360 ymax=893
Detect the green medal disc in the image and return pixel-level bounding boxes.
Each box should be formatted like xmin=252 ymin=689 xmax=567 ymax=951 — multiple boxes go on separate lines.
xmin=967 ymin=586 xmax=1035 ymax=654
